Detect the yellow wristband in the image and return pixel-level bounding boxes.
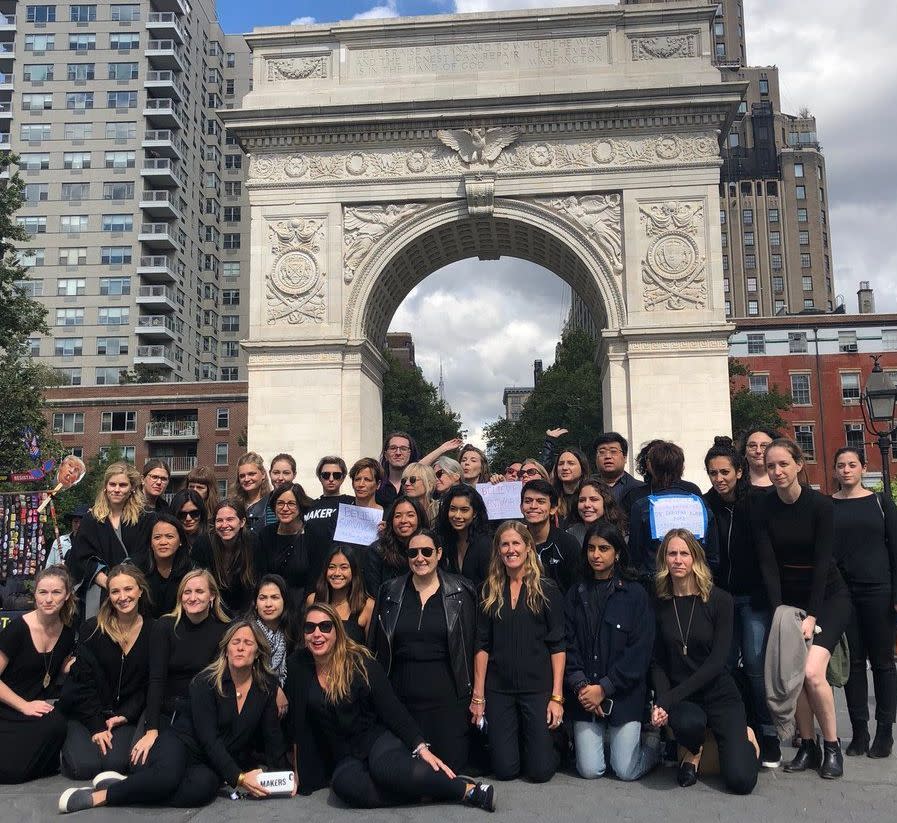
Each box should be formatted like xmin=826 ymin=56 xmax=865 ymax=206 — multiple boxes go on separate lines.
xmin=550 ymin=694 xmax=565 ymax=705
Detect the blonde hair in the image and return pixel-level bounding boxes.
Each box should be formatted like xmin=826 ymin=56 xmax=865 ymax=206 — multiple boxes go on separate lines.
xmin=91 ymin=462 xmax=145 ymax=526
xmin=304 ymin=601 xmax=371 ymax=704
xmin=655 ymin=528 xmax=714 ymax=603
xmin=34 ymin=565 xmax=77 ymax=627
xmin=168 ymin=568 xmax=231 ymax=628
xmin=402 ymin=462 xmax=439 ymax=524
xmin=95 ymin=564 xmax=150 ymax=645
xmin=233 ymin=452 xmax=271 ymax=506
xmin=202 ymin=619 xmax=276 ymax=697
xmin=482 ymin=520 xmax=548 ymax=617
xmin=519 ymin=458 xmax=551 ymax=483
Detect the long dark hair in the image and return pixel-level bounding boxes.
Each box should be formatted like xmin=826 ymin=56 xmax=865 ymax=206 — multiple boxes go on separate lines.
xmin=146 ymin=513 xmax=193 ymax=579
xmin=579 ymin=521 xmax=635 ymax=581
xmin=169 ymin=488 xmax=209 ymax=537
xmin=210 ymin=498 xmax=256 ymax=591
xmin=566 ymin=475 xmax=629 ymax=532
xmin=379 ymin=495 xmax=429 ymax=571
xmin=312 ymin=546 xmax=370 ymax=618
xmin=551 ymin=446 xmax=590 ymax=508
xmin=436 ymin=483 xmax=491 ymax=555
xmin=704 ymin=436 xmax=750 ymax=501
xmin=645 ymin=441 xmax=684 ymax=490
xmin=249 ymin=573 xmax=299 ymax=652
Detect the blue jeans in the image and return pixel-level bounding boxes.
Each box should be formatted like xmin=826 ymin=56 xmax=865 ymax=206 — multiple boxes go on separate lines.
xmin=572 ymin=718 xmax=660 ymax=781
xmin=728 ymin=595 xmax=774 ymax=737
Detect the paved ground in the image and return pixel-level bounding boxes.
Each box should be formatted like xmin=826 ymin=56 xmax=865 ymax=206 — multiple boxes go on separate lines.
xmin=4 ymin=684 xmax=894 ymax=823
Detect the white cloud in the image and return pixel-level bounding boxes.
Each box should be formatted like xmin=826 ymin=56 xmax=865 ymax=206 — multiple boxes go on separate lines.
xmin=353 ymin=0 xmax=399 ymax=20
xmin=290 ymin=15 xmax=316 ymax=25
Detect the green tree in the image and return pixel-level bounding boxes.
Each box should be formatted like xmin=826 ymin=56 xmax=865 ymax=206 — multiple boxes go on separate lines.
xmin=484 ymin=328 xmax=603 ymax=470
xmin=729 ymin=358 xmax=792 ymax=437
xmin=0 ymin=153 xmax=61 ymax=478
xmin=382 ymin=350 xmax=462 ymax=456
xmin=119 ymin=364 xmax=166 ymax=384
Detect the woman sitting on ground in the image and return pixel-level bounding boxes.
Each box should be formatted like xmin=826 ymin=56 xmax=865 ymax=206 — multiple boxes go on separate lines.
xmin=307 ymin=546 xmax=375 ymax=645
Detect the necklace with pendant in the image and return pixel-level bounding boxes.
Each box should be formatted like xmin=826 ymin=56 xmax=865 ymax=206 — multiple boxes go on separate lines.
xmin=672 ymin=595 xmax=697 ymax=656
xmin=41 ymin=646 xmax=55 ymax=690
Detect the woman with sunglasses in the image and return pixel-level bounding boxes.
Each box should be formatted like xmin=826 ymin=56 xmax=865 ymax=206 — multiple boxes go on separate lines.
xmin=234 ymin=452 xmax=274 ymax=535
xmin=128 ymin=570 xmax=230 ymax=768
xmin=433 ymin=457 xmax=463 ymax=497
xmin=185 ymin=466 xmax=220 ymax=519
xmin=470 ymin=521 xmax=566 ymax=783
xmin=365 ymin=496 xmax=430 ymax=598
xmin=436 ymin=484 xmax=492 ymax=589
xmin=143 ymin=514 xmax=193 ymax=619
xmin=256 ymin=483 xmax=315 ymax=608
xmin=369 ymin=530 xmax=477 ymax=772
xmin=285 ymin=603 xmax=495 ymax=810
xmin=250 ymin=574 xmax=298 ymax=719
xmin=305 ymin=456 xmax=357 ymax=587
xmin=168 ymin=489 xmax=208 ymax=545
xmin=307 ymin=547 xmax=375 ymax=644
xmin=517 ymin=459 xmax=551 ymax=485
xmin=566 ymin=476 xmax=629 ymax=548
xmin=59 ymin=620 xmax=292 ymax=813
xmin=401 ymin=463 xmax=439 ymax=525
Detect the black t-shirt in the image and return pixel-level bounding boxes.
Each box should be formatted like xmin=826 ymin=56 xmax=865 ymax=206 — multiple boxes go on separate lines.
xmin=304 ymin=495 xmax=355 ymax=585
xmin=0 ymin=616 xmax=76 ymax=707
xmin=257 ymin=524 xmax=310 ymax=605
xmin=535 ymin=526 xmax=580 ymax=594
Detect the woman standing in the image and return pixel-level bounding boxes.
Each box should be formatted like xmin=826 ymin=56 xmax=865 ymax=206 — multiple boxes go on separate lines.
xmin=269 ymin=453 xmax=297 ymax=489
xmin=250 ymin=575 xmax=297 ymax=719
xmin=831 ymin=446 xmax=897 ymax=758
xmin=128 ymin=570 xmax=229 ymax=767
xmin=565 ymin=523 xmax=658 ymax=780
xmin=470 ymin=521 xmax=566 ymax=783
xmin=59 ymin=621 xmax=291 ymax=813
xmin=364 ymin=496 xmax=429 ymax=597
xmin=401 ymin=463 xmax=439 ymax=525
xmin=650 ymin=529 xmax=758 ymax=795
xmin=256 ymin=483 xmax=315 ymax=607
xmin=59 ymin=565 xmax=154 ymax=780
xmin=565 ymin=476 xmax=629 ymax=547
xmin=307 ymin=547 xmax=375 ymax=644
xmin=68 ymin=463 xmax=154 ymax=618
xmin=143 ymin=515 xmax=193 ymax=618
xmin=141 ymin=460 xmax=171 ymax=515
xmin=285 ymin=604 xmax=495 ymax=811
xmin=350 ymin=458 xmax=385 ymax=512
xmin=168 ymin=489 xmax=211 ymax=558
xmin=185 ymin=466 xmax=219 ymax=518
xmin=234 ymin=452 xmax=274 ymax=535
xmin=740 ymin=427 xmax=780 ymax=490
xmin=192 ymin=500 xmax=257 ymax=616
xmin=436 ymin=484 xmax=492 ymax=589
xmin=0 ymin=566 xmax=77 ymax=783
xmin=552 ymin=448 xmax=590 ymax=523
xmin=370 ymin=530 xmax=477 ymax=772
xmin=459 ymin=445 xmax=490 ymax=486
xmin=433 ymin=457 xmax=463 ymax=498
xmin=751 ymin=438 xmax=851 ymax=778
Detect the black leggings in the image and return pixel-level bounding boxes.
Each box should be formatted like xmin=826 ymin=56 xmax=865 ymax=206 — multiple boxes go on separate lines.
xmin=845 ymin=584 xmax=897 ymax=725
xmin=666 ymin=676 xmax=758 ymax=796
xmin=406 ymin=697 xmax=470 ymax=773
xmin=331 ymin=731 xmax=467 ymax=809
xmin=105 ymin=730 xmax=220 ymax=808
xmin=0 ymin=708 xmax=67 ymax=783
xmin=486 ymin=690 xmax=558 ymax=783
xmin=61 ymin=720 xmax=139 ymax=780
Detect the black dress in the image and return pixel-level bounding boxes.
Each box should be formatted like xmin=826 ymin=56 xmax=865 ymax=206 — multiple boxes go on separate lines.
xmin=0 ymin=616 xmax=76 ymax=783
xmin=256 ymin=524 xmax=310 ymax=606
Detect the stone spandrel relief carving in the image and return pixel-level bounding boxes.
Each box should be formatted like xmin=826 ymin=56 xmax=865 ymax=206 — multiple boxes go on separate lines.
xmin=536 ymin=194 xmax=624 ymax=275
xmin=266 ymin=56 xmax=328 ymax=81
xmin=435 ymin=127 xmax=524 ymax=166
xmin=630 ymin=34 xmax=697 ymax=61
xmin=343 ymin=203 xmax=427 ymax=284
xmin=266 ymin=218 xmax=326 ymax=325
xmin=639 ymin=201 xmax=706 ymax=311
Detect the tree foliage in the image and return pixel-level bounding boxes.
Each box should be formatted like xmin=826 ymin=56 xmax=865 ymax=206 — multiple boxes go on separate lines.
xmin=729 ymin=357 xmax=792 ymax=438
xmin=119 ymin=364 xmax=166 ymax=384
xmin=381 ymin=350 xmax=462 ymax=456
xmin=484 ymin=328 xmax=602 ymax=471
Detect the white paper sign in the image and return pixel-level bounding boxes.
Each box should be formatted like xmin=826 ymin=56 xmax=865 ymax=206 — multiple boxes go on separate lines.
xmin=333 ymin=503 xmax=382 ymax=545
xmin=476 ymin=481 xmax=523 ymax=521
xmin=648 ymin=494 xmax=707 ymax=540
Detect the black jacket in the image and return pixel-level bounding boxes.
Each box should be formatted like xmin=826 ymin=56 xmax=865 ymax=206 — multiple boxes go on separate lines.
xmin=369 ymin=570 xmax=477 ymax=700
xmin=703 ymin=488 xmax=766 ymax=602
xmin=564 ymin=576 xmax=654 ymax=726
xmin=439 ymin=530 xmax=492 ymax=590
xmin=67 ymin=511 xmax=154 ymax=585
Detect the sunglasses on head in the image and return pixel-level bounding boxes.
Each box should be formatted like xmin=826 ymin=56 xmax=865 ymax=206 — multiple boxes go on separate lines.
xmin=402 ymin=476 xmax=420 ymax=485
xmin=178 ymin=509 xmax=201 ymax=520
xmin=406 ymin=545 xmax=436 ymax=559
xmin=303 ymin=620 xmax=334 ymax=635
xmin=320 ymin=471 xmax=344 ymax=481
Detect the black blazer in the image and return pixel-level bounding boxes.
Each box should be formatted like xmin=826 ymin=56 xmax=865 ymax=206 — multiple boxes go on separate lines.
xmin=67 ymin=511 xmax=154 ymax=585
xmin=369 ymin=570 xmax=477 ymax=699
xmin=439 ymin=530 xmax=492 ymax=590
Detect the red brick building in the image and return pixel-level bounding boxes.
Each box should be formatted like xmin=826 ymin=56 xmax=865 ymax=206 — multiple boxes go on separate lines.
xmin=730 ymin=313 xmax=897 ymax=491
xmin=43 ymin=382 xmax=248 ymax=498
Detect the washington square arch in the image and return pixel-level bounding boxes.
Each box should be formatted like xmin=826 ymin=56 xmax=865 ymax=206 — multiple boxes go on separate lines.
xmin=222 ymin=1 xmax=747 ymax=484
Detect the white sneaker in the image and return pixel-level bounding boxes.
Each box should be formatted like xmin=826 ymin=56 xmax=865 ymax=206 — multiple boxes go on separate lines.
xmin=92 ymin=771 xmax=127 ymax=790
xmin=58 ymin=787 xmax=94 ymax=814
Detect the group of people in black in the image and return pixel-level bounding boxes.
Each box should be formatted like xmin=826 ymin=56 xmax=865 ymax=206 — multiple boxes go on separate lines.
xmin=0 ymin=424 xmax=893 ymax=814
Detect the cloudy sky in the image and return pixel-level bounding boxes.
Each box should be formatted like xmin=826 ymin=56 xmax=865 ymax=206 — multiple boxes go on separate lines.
xmin=218 ymin=0 xmax=897 ymax=443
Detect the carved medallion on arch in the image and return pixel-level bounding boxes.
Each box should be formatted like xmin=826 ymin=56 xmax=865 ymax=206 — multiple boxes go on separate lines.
xmin=266 ymin=218 xmax=326 ymax=325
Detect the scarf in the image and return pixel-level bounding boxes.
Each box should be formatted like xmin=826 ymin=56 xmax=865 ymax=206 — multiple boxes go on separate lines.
xmin=255 ymin=617 xmax=287 ymax=686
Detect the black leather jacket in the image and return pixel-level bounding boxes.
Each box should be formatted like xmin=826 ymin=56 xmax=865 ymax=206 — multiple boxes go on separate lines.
xmin=369 ymin=570 xmax=477 ymax=700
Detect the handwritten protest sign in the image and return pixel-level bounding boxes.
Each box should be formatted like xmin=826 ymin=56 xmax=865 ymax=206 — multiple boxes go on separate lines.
xmin=333 ymin=503 xmax=382 ymax=546
xmin=648 ymin=494 xmax=707 ymax=540
xmin=476 ymin=481 xmax=523 ymax=521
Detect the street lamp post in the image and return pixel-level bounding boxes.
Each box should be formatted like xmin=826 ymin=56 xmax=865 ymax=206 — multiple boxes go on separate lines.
xmin=861 ymin=355 xmax=897 ymax=502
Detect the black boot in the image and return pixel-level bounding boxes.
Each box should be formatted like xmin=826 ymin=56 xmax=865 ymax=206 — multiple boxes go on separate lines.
xmin=868 ymin=722 xmax=893 ymax=759
xmin=846 ymin=724 xmax=870 ymax=756
xmin=784 ymin=738 xmax=821 ymax=772
xmin=820 ymin=739 xmax=844 ymax=779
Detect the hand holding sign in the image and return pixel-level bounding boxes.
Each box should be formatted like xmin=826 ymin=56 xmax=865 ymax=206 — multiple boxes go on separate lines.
xmin=476 ymin=481 xmax=523 ymax=521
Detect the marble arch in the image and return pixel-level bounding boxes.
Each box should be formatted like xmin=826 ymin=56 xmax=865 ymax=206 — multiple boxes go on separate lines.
xmin=223 ymin=2 xmax=746 ymax=485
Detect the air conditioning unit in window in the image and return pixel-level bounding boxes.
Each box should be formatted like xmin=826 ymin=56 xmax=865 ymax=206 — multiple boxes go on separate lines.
xmin=841 ymin=344 xmax=858 ymax=352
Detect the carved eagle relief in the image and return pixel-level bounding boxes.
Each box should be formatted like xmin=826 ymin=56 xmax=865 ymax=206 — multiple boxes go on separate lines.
xmin=436 ymin=126 xmax=524 ymax=165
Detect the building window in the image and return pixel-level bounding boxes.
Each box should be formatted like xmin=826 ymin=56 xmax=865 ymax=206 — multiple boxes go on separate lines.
xmin=221 ymin=315 xmax=240 ymax=332
xmin=221 ymin=341 xmax=239 ymax=357
xmin=56 ymin=307 xmax=84 ymax=326
xmin=70 ymin=4 xmax=96 ymax=21
xmin=723 ymin=277 xmax=730 ymax=293
xmin=224 ymin=154 xmax=243 ymax=170
xmin=749 ymin=374 xmax=769 ymax=395
xmin=794 ymin=163 xmax=804 ymax=178
xmin=746 ymin=277 xmax=758 ymax=293
xmin=744 ymin=231 xmax=755 ymax=247
xmin=221 ymin=290 xmax=240 ymax=306
xmin=110 ymin=4 xmax=140 ymax=21
xmin=794 ymin=424 xmax=815 ymax=460
xmin=769 ymin=231 xmax=781 ymax=246
xmin=768 ymin=208 xmax=779 ymax=223
xmin=101 ymin=411 xmax=136 ymax=432
xmin=24 ymin=184 xmax=50 ymax=203
xmin=796 ymin=185 xmax=806 ymax=200
xmin=222 ymin=262 xmax=241 ymax=279
xmin=796 ymin=209 xmax=807 ymax=224
xmin=19 ymin=153 xmax=51 ymax=170
xmin=215 ymin=443 xmax=229 ymax=466
xmin=66 ymin=62 xmax=95 ymax=81
xmin=799 ymin=230 xmax=810 ymax=245
xmin=105 ymin=121 xmax=136 ymax=139
xmin=17 ymin=250 xmax=46 ymax=268
xmin=109 ymin=33 xmax=140 ymax=50
xmin=774 ymin=299 xmax=785 ymax=313
xmin=17 ymin=216 xmax=48 ymax=235
xmin=223 ymin=207 xmax=241 ymax=222
xmin=104 ymin=151 xmax=135 ymax=169
xmin=844 ymin=423 xmax=865 ymax=461
xmin=22 ymin=93 xmax=53 ymax=111
xmin=52 ymin=412 xmax=84 ymax=434
xmin=759 ymin=78 xmax=769 ymax=95
xmin=65 ymin=91 xmax=94 ymax=109
xmin=747 ymin=300 xmax=759 ymax=316
xmin=838 ymin=331 xmax=858 ymax=352
xmin=103 ymin=181 xmax=134 ymax=200
xmin=724 ymin=300 xmax=731 ymax=316
xmin=216 ymin=408 xmax=230 ymax=430
xmin=98 ymin=307 xmax=129 ymax=325
xmin=68 ymin=34 xmax=96 ymax=52
xmin=61 ymin=183 xmax=90 ymax=202
xmin=100 ymin=445 xmax=136 ymax=461
xmin=54 ymin=337 xmax=83 ymax=357
xmin=57 ymin=276 xmax=86 ymax=294
xmin=771 ymin=256 xmax=783 ymax=272
xmin=97 ymin=336 xmax=128 ymax=356
xmin=747 ymin=334 xmax=765 ymax=355
xmin=107 ymin=91 xmax=137 ymax=108
xmin=95 ymin=367 xmax=122 ymax=386
xmin=841 ymin=373 xmax=861 ymax=403
xmin=744 ymin=254 xmax=756 ymax=269
xmin=108 ymin=61 xmax=138 ymax=80
xmin=804 ymin=299 xmax=815 ymax=309
xmin=728 ymin=132 xmax=739 ymax=148
xmin=100 ymin=247 xmax=132 ymax=266
xmin=58 ymin=368 xmax=82 ymax=386
xmin=790 ymin=373 xmax=811 ymax=405
xmin=801 ymin=275 xmax=813 ymax=291
xmin=800 ymin=253 xmax=812 ymax=269
xmin=63 ymin=152 xmax=91 ymax=170
xmin=63 ymin=122 xmax=92 ymax=140
xmin=27 ymin=5 xmax=57 ymax=22
xmin=221 ymin=367 xmax=239 ymax=381
xmin=882 ymin=329 xmax=897 ymax=351
xmin=742 ymin=209 xmax=753 ymax=225
xmin=101 ymin=214 xmax=133 ymax=232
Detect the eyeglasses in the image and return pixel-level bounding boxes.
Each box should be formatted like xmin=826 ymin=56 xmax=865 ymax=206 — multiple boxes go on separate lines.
xmin=320 ymin=471 xmax=344 ymax=480
xmin=275 ymin=500 xmax=298 ymax=510
xmin=504 ymin=468 xmax=519 ymax=477
xmin=405 ymin=546 xmax=436 ymax=559
xmin=518 ymin=468 xmax=539 ymax=478
xmin=387 ymin=445 xmax=411 ymax=453
xmin=177 ymin=509 xmax=201 ymax=521
xmin=303 ymin=620 xmax=334 ymax=635
xmin=402 ymin=476 xmax=420 ymax=485
xmin=434 ymin=469 xmax=445 ymax=479
xmin=597 ymin=447 xmax=623 ymax=457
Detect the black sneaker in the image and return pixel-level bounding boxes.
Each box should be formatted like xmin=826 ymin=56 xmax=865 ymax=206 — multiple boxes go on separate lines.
xmin=760 ymin=735 xmax=782 ymax=768
xmin=465 ymin=782 xmax=496 ymax=813
xmin=58 ymin=787 xmax=94 ymax=814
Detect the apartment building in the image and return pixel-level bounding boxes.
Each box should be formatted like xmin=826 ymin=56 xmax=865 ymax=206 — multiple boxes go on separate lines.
xmin=4 ymin=0 xmax=251 ymax=386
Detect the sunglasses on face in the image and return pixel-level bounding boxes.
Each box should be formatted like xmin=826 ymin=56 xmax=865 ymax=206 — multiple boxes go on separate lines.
xmin=434 ymin=469 xmax=445 ymax=479
xmin=303 ymin=620 xmax=334 ymax=635
xmin=519 ymin=468 xmax=539 ymax=478
xmin=320 ymin=472 xmax=344 ymax=481
xmin=402 ymin=476 xmax=420 ymax=485
xmin=406 ymin=545 xmax=436 ymax=559
xmin=178 ymin=509 xmax=201 ymax=521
